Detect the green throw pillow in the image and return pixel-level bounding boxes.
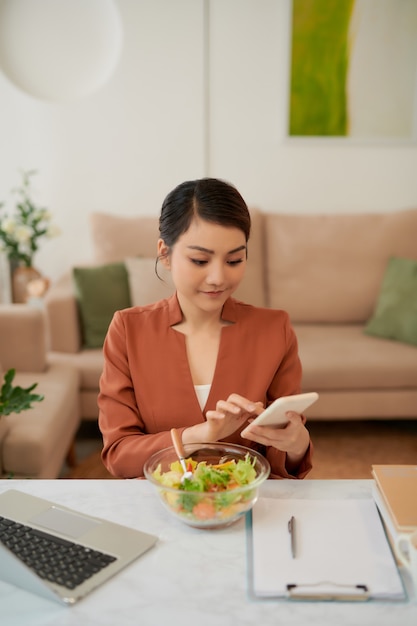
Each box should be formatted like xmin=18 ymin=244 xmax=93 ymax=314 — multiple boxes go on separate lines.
xmin=73 ymin=262 xmax=131 ymax=348
xmin=365 ymin=257 xmax=417 ymax=346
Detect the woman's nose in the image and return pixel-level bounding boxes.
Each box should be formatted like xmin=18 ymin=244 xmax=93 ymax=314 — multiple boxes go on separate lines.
xmin=206 ymin=262 xmax=225 ymax=285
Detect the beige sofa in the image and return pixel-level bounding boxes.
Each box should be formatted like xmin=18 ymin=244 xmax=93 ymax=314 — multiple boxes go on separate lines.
xmin=0 ymin=305 xmax=80 ymax=478
xmin=45 ymin=208 xmax=417 ymax=422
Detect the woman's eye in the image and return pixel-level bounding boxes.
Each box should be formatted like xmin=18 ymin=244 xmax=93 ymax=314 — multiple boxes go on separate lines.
xmin=190 ymin=257 xmax=244 ymax=266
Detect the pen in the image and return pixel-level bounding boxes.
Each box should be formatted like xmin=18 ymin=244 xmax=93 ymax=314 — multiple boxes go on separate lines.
xmin=288 ymin=515 xmax=296 ymax=558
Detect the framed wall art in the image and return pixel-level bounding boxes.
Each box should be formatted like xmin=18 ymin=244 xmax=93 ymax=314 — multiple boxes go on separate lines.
xmin=288 ymin=0 xmax=417 ymax=141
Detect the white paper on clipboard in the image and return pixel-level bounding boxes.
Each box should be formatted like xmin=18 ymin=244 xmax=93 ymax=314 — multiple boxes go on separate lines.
xmin=247 ymin=498 xmax=406 ymax=601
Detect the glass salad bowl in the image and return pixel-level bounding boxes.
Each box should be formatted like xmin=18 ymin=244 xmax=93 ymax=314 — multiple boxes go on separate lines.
xmin=143 ymin=441 xmax=270 ymax=529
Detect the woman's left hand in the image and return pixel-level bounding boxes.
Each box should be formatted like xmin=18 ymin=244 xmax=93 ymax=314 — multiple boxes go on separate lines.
xmin=241 ymin=411 xmax=310 ymax=467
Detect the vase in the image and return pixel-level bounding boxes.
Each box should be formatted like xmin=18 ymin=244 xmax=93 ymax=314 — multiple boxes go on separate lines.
xmin=0 ymin=252 xmax=12 ymax=304
xmin=11 ymin=264 xmax=43 ymax=303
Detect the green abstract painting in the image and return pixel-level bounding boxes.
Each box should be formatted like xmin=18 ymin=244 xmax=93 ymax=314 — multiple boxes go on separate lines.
xmin=289 ymin=0 xmax=417 ymax=139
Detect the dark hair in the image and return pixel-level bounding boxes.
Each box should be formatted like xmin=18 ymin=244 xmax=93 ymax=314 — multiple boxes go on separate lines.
xmin=159 ymin=178 xmax=251 ymax=249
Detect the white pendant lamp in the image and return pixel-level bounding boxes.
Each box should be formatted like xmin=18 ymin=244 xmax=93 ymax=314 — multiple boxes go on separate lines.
xmin=0 ymin=0 xmax=123 ymax=102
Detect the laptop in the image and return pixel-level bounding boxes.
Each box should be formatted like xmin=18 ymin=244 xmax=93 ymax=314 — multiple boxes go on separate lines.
xmin=0 ymin=489 xmax=158 ymax=606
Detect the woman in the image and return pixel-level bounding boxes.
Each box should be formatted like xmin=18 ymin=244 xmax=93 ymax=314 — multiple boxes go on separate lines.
xmin=98 ymin=178 xmax=312 ymax=479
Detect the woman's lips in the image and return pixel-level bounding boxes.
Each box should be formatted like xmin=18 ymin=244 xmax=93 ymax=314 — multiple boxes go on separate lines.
xmin=202 ymin=290 xmax=225 ymax=297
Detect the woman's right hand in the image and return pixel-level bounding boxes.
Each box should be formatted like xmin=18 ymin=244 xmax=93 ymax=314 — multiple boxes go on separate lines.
xmin=182 ymin=394 xmax=264 ymax=445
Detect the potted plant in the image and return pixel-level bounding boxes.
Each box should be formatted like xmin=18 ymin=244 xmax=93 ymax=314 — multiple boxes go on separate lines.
xmin=0 ymin=170 xmax=60 ymax=302
xmin=0 ymin=368 xmax=44 ymax=416
xmin=0 ymin=368 xmax=44 ymax=475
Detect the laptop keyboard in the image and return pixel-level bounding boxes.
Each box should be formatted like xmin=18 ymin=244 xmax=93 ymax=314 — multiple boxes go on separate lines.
xmin=0 ymin=515 xmax=117 ymax=590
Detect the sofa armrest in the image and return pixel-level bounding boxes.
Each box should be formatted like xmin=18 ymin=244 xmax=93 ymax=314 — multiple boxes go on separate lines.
xmin=0 ymin=305 xmax=47 ymax=372
xmin=44 ymin=273 xmax=82 ymax=354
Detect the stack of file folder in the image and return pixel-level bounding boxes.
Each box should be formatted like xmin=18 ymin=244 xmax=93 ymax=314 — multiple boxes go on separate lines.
xmin=372 ymin=464 xmax=417 ymax=543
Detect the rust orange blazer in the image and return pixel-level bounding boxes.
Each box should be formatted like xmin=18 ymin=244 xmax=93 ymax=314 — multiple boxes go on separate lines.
xmin=98 ymin=294 xmax=313 ymax=479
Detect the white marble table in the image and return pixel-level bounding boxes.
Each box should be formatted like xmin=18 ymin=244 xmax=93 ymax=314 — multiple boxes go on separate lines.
xmin=0 ymin=479 xmax=415 ymax=626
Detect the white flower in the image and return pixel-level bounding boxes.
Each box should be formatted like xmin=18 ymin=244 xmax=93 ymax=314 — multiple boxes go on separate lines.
xmin=1 ymin=217 xmax=17 ymax=234
xmin=34 ymin=208 xmax=51 ymax=221
xmin=0 ymin=170 xmax=60 ymax=265
xmin=14 ymin=224 xmax=33 ymax=244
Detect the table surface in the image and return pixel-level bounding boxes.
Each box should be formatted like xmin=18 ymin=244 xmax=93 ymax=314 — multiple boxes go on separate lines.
xmin=0 ymin=479 xmax=415 ymax=626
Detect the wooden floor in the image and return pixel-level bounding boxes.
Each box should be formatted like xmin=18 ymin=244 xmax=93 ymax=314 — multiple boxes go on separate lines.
xmin=307 ymin=419 xmax=417 ymax=479
xmin=63 ymin=419 xmax=417 ymax=480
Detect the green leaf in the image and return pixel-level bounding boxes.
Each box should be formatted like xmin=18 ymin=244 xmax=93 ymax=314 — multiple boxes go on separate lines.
xmin=0 ymin=368 xmax=44 ymax=417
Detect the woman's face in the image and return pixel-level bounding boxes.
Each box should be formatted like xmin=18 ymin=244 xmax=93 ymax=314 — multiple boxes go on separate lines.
xmin=158 ymin=217 xmax=247 ymax=314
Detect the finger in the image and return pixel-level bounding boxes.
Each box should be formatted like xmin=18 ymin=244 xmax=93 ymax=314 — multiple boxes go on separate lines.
xmin=216 ymin=400 xmax=240 ymax=415
xmin=253 ymin=401 xmax=265 ymax=416
xmin=242 ymin=428 xmax=288 ymax=449
xmin=284 ymin=411 xmax=303 ymax=425
xmin=226 ymin=394 xmax=264 ymax=414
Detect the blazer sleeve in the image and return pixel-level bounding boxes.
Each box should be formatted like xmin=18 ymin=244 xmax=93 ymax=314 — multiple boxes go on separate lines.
xmin=98 ymin=311 xmax=175 ymax=478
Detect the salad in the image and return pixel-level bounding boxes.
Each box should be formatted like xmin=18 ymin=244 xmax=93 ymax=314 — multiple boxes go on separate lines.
xmin=151 ymin=453 xmax=259 ymax=523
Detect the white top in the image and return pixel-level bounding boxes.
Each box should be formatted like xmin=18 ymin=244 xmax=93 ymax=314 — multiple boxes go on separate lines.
xmin=0 ymin=479 xmax=415 ymax=625
xmin=194 ymin=384 xmax=211 ymax=410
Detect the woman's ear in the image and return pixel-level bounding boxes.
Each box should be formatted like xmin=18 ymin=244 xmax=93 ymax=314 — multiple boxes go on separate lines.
xmin=157 ymin=238 xmax=170 ymax=268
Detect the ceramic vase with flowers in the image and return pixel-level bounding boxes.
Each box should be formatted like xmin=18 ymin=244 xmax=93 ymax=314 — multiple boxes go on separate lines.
xmin=0 ymin=170 xmax=60 ymax=303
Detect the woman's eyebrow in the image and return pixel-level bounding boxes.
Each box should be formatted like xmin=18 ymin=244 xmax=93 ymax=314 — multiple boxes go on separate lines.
xmin=187 ymin=245 xmax=247 ymax=255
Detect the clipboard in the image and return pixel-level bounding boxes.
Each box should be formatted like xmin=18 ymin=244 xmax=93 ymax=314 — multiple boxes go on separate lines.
xmin=246 ymin=497 xmax=406 ymax=602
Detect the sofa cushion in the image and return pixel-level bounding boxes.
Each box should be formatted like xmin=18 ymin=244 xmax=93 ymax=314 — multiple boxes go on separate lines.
xmin=1 ymin=364 xmax=80 ymax=478
xmin=265 ymin=208 xmax=417 ymax=323
xmin=0 ymin=305 xmax=47 ymax=372
xmin=73 ymin=262 xmax=131 ymax=348
xmin=364 ymin=257 xmax=417 ymax=346
xmin=44 ymin=273 xmax=81 ymax=353
xmin=295 ymin=323 xmax=417 ymax=391
xmin=49 ymin=349 xmax=103 ymax=392
xmin=124 ymin=257 xmax=174 ymax=305
xmin=90 ymin=212 xmax=160 ymax=262
xmin=233 ymin=207 xmax=266 ymax=306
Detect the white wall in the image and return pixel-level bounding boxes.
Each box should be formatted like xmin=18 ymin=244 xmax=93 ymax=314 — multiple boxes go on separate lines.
xmin=0 ymin=0 xmax=416 ymax=283
xmin=208 ymin=0 xmax=417 ymax=213
xmin=0 ymin=0 xmax=206 ymax=281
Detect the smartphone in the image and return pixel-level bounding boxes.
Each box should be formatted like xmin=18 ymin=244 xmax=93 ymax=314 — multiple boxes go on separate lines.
xmin=247 ymin=392 xmax=319 ymax=428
